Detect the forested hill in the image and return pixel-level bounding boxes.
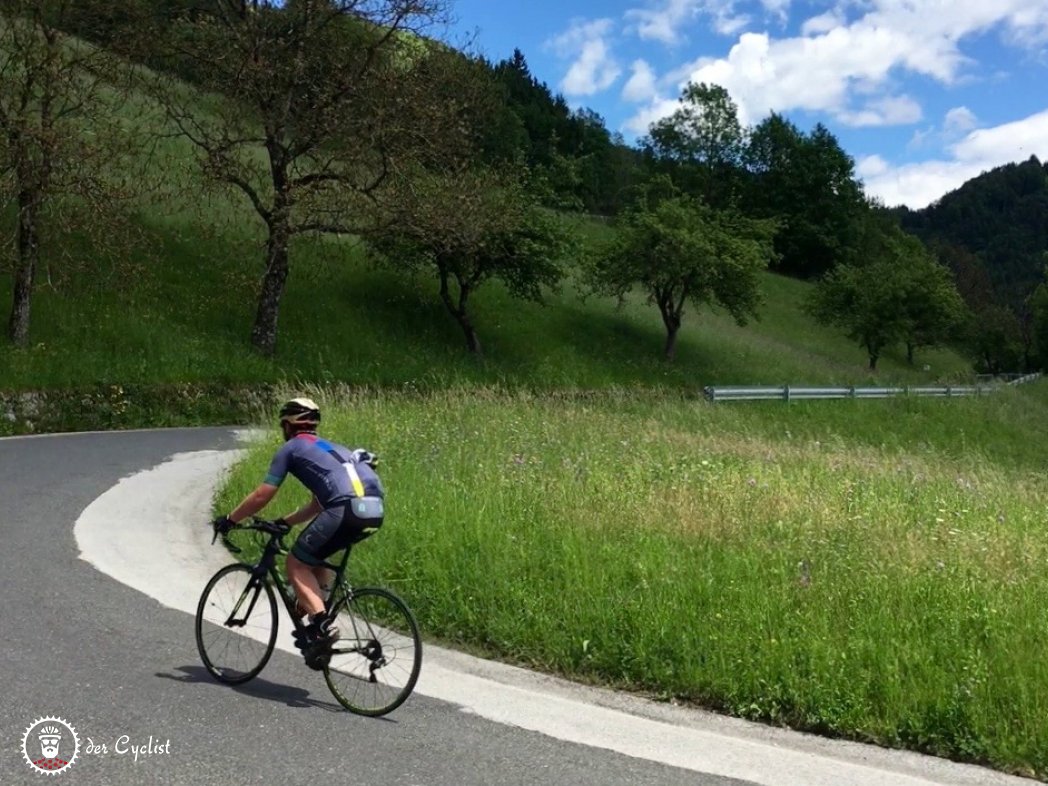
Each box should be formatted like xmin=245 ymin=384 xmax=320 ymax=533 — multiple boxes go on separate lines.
xmin=896 ymin=156 xmax=1048 ymax=306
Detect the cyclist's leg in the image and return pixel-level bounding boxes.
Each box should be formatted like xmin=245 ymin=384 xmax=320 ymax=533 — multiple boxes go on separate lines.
xmin=289 ymin=507 xmax=345 ymax=617
xmin=290 ymin=500 xmax=385 ymax=615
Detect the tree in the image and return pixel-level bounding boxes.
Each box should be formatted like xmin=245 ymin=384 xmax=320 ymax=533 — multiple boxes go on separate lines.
xmin=0 ymin=1 xmax=139 ymax=345
xmin=743 ymin=114 xmax=865 ymax=278
xmin=646 ymin=82 xmax=744 ymax=209
xmin=808 ymin=215 xmax=964 ymax=370
xmin=808 ymin=261 xmax=902 ymax=371
xmin=1028 ymin=265 xmax=1048 ymax=371
xmin=964 ymin=304 xmax=1023 ymax=375
xmin=371 ymin=166 xmax=571 ymax=355
xmin=895 ymin=236 xmax=966 ymax=364
xmin=588 ymin=196 xmax=775 ymax=361
xmin=148 ymin=0 xmax=455 ymax=355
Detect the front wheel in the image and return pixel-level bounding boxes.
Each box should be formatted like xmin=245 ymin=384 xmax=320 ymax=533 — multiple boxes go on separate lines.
xmin=324 ymin=587 xmax=422 ymax=716
xmin=196 ymin=564 xmax=278 ymax=684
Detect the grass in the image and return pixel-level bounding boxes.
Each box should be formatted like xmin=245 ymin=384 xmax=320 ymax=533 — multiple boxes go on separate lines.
xmin=217 ymin=383 xmax=1048 ymax=779
xmin=0 ymin=220 xmax=976 ymax=391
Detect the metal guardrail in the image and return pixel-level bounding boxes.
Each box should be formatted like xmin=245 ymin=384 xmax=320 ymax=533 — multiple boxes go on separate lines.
xmin=704 ymin=373 xmax=1041 ymax=403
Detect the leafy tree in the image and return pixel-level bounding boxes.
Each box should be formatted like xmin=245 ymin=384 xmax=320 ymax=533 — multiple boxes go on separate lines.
xmin=901 ymin=156 xmax=1047 ymax=303
xmin=646 ymin=82 xmax=744 ymax=208
xmin=743 ymin=114 xmax=865 ymax=278
xmin=809 ymin=262 xmax=902 ymax=371
xmin=0 ymin=1 xmax=140 ymax=345
xmin=1029 ymin=266 xmax=1048 ymax=371
xmin=147 ymin=0 xmax=456 ymax=355
xmin=895 ymin=237 xmax=967 ymax=364
xmin=964 ymin=304 xmax=1023 ymax=375
xmin=371 ymin=166 xmax=571 ymax=355
xmin=809 ymin=215 xmax=965 ymax=369
xmin=588 ymin=196 xmax=775 ymax=361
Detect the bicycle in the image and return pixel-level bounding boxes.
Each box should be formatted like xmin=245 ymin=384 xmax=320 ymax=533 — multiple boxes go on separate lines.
xmin=194 ymin=517 xmax=422 ymax=716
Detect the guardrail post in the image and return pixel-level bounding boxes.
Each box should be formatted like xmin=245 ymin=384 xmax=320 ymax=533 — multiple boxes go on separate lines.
xmin=784 ymin=385 xmax=790 ymax=403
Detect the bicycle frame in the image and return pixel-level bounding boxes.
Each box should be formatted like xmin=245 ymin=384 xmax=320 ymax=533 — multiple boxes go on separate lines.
xmin=230 ymin=523 xmax=355 ymax=635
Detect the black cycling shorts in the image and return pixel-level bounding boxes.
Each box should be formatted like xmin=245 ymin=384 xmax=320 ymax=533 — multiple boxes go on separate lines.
xmin=291 ymin=497 xmax=384 ymax=566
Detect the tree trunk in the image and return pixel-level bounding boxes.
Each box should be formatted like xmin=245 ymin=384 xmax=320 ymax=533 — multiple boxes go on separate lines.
xmin=906 ymin=342 xmax=915 ymax=365
xmin=250 ymin=220 xmax=290 ymax=356
xmin=7 ymin=188 xmax=40 ymax=346
xmin=664 ymin=323 xmax=680 ymax=361
xmin=458 ymin=313 xmax=482 ymax=355
xmin=868 ymin=347 xmax=880 ymax=370
xmin=657 ymin=292 xmax=683 ymax=362
xmin=438 ymin=268 xmax=482 ymax=355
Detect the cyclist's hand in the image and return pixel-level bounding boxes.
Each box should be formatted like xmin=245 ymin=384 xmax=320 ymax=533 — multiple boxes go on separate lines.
xmin=212 ymin=515 xmax=235 ymax=537
xmin=273 ymin=517 xmax=289 ymax=530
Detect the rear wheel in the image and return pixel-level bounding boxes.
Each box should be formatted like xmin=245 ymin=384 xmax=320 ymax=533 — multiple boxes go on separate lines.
xmin=196 ymin=564 xmax=278 ymax=684
xmin=324 ymin=587 xmax=422 ymax=716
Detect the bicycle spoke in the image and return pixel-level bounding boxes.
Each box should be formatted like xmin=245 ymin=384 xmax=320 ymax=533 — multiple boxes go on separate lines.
xmin=196 ymin=565 xmax=278 ymax=684
xmin=323 ymin=587 xmax=421 ymax=716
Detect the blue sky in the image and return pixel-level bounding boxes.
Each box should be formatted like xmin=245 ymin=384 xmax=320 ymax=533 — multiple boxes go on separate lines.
xmin=444 ymin=0 xmax=1048 ymax=209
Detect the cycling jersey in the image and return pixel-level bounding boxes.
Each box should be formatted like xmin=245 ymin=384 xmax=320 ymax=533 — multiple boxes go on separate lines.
xmin=264 ymin=433 xmax=384 ymax=508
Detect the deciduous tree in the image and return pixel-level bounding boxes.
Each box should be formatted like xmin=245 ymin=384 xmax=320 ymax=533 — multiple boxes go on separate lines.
xmin=743 ymin=114 xmax=865 ymax=278
xmin=646 ymin=82 xmax=744 ymax=209
xmin=588 ymin=195 xmax=775 ymax=361
xmin=809 ymin=215 xmax=964 ymax=370
xmin=0 ymin=0 xmax=139 ymax=345
xmin=148 ymin=0 xmax=455 ymax=355
xmin=371 ymin=166 xmax=571 ymax=355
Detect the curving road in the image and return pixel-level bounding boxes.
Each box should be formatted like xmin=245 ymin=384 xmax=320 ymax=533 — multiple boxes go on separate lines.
xmin=0 ymin=429 xmax=1029 ymax=785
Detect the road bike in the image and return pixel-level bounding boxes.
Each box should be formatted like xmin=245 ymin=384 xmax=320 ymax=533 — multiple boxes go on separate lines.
xmin=194 ymin=517 xmax=422 ymax=716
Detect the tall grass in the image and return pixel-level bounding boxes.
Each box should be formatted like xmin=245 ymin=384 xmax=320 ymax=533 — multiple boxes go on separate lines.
xmin=217 ymin=384 xmax=1048 ymax=778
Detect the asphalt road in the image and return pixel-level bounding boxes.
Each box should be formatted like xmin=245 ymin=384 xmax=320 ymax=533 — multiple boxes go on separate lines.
xmin=1 ymin=429 xmax=745 ymax=786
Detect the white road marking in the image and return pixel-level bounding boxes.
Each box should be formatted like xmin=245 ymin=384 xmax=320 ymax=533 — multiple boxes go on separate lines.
xmin=74 ymin=450 xmax=1027 ymax=786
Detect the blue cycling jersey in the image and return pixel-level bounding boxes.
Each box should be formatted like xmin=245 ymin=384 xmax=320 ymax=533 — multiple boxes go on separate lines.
xmin=264 ymin=433 xmax=384 ymax=507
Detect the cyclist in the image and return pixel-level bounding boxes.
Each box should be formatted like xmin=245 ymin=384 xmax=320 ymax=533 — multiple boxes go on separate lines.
xmin=212 ymin=397 xmax=384 ymax=668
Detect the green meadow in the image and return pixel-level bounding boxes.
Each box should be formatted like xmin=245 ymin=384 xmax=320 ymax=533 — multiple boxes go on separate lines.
xmin=217 ymin=385 xmax=1048 ymax=778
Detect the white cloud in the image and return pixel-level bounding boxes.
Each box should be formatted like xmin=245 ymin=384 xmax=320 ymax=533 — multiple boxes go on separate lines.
xmin=856 ymin=154 xmax=889 ymax=179
xmin=759 ymin=0 xmax=791 ymax=24
xmin=860 ymin=108 xmax=1048 ymax=208
xmin=549 ymin=19 xmax=621 ymax=97
xmin=800 ymin=9 xmax=843 ymax=36
xmin=626 ymin=0 xmax=705 ymax=45
xmin=944 ymin=106 xmax=978 ymax=135
xmin=625 ymin=1 xmax=1048 ymax=134
xmin=622 ymin=59 xmax=659 ymax=103
xmin=623 ymin=97 xmax=681 ymax=136
xmin=625 ymin=0 xmax=791 ymax=45
xmin=837 ymin=95 xmax=923 ymax=128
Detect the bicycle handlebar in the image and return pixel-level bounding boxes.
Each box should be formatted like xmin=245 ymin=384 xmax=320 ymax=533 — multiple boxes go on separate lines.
xmin=210 ymin=516 xmax=291 ymax=552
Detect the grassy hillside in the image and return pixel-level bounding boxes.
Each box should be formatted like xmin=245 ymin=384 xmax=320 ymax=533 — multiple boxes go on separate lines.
xmin=0 ymin=208 xmax=974 ymax=393
xmin=219 ymin=383 xmax=1048 ymax=778
xmin=0 ymin=68 xmax=975 ymax=391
